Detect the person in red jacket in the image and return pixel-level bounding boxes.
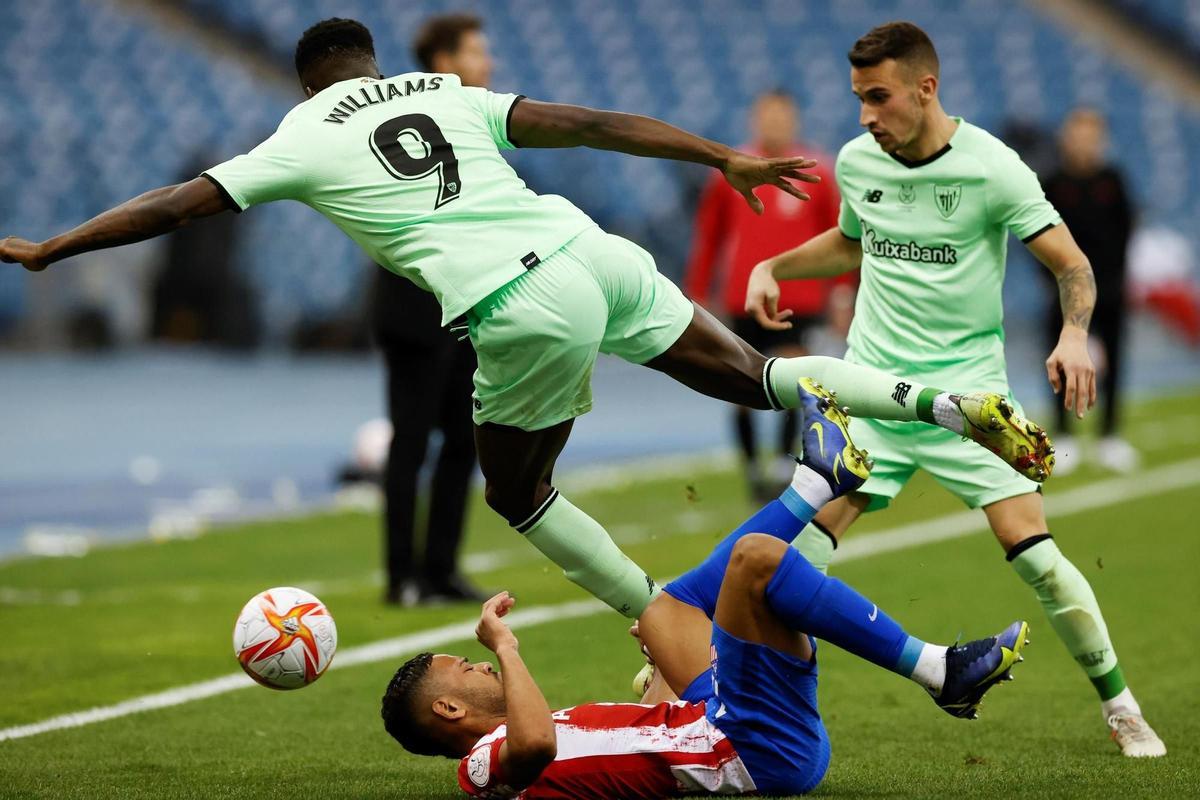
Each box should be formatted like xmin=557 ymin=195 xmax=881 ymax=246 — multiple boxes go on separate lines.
xmin=684 ymin=90 xmax=845 ymax=500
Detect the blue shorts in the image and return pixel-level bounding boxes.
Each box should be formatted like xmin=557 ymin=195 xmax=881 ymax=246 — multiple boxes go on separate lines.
xmin=691 ymin=624 xmax=830 ymax=795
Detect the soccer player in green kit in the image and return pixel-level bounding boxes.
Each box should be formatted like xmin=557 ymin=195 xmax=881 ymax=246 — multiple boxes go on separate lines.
xmin=4 ymin=19 xmax=1047 ymax=666
xmin=746 ymin=21 xmax=1163 ymax=757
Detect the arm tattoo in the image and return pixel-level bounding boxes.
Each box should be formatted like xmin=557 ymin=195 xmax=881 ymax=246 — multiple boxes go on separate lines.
xmin=1057 ymin=264 xmax=1096 ymax=331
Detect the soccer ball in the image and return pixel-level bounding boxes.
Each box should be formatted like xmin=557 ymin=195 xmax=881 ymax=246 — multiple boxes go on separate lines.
xmin=233 ymin=587 xmax=338 ymax=690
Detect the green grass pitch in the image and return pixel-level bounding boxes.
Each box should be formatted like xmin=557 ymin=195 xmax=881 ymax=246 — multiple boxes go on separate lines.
xmin=1 ymin=392 xmax=1198 ymax=798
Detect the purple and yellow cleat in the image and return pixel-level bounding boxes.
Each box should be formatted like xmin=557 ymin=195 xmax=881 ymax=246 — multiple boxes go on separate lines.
xmin=935 ymin=620 xmax=1030 ymax=719
xmin=796 ymin=377 xmax=873 ymax=498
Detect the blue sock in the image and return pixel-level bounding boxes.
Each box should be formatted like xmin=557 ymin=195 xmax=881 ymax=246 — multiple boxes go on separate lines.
xmin=664 ymin=486 xmax=819 ymax=618
xmin=765 ymin=547 xmax=927 ymax=676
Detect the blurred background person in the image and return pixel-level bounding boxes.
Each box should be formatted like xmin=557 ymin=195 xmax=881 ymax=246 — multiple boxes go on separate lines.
xmin=152 ymin=153 xmax=259 ymax=351
xmin=372 ymin=13 xmax=492 ymax=606
xmin=1042 ymin=108 xmax=1136 ymax=474
xmin=1128 ymin=223 xmax=1200 ymax=347
xmin=683 ymin=90 xmax=846 ymax=501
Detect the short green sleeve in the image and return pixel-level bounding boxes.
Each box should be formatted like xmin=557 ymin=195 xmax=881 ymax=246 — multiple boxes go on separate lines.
xmin=988 ymin=151 xmax=1061 ymax=242
xmin=202 ymin=130 xmax=308 ymax=211
xmin=462 ymin=88 xmax=525 ymax=150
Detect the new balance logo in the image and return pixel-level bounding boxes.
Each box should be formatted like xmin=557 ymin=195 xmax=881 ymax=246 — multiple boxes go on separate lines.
xmin=862 ymin=189 xmax=883 ymax=203
xmin=892 ymin=382 xmax=912 ymax=407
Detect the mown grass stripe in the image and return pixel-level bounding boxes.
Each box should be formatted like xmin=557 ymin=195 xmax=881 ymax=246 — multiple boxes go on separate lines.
xmin=4 ymin=457 xmax=1198 ymax=743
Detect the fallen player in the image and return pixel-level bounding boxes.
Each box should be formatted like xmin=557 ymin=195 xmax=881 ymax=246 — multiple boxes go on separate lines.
xmin=381 ymin=379 xmax=1030 ymax=797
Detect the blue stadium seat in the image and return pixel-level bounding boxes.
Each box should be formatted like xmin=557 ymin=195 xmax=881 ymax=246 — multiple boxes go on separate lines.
xmin=2 ymin=0 xmax=1198 ymax=333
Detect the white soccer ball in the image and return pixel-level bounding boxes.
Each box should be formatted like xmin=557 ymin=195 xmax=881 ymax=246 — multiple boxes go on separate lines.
xmin=233 ymin=587 xmax=337 ymax=690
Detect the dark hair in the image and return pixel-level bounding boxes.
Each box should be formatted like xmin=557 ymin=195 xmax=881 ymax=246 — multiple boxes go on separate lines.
xmin=413 ymin=14 xmax=483 ymax=72
xmin=295 ymin=18 xmax=377 ymax=79
xmin=847 ymin=21 xmax=939 ymax=77
xmin=381 ymin=652 xmax=449 ymax=757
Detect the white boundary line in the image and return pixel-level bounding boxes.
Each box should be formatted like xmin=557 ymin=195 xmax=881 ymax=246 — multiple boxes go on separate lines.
xmin=3 ymin=457 xmax=1199 ymax=743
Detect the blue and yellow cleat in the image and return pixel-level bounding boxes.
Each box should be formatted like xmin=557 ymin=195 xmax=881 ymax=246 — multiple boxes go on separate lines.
xmin=935 ymin=620 xmax=1030 ymax=719
xmin=954 ymin=393 xmax=1055 ymax=482
xmin=797 ymin=377 xmax=873 ymax=499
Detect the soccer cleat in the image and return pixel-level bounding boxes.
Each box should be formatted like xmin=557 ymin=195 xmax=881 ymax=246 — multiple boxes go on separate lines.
xmin=1108 ymin=710 xmax=1167 ymax=757
xmin=953 ymin=393 xmax=1055 ymax=482
xmin=796 ymin=378 xmax=873 ymax=498
xmin=935 ymin=620 xmax=1029 ymax=719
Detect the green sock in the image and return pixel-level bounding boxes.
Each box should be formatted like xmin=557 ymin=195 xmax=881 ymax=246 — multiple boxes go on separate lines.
xmin=765 ymin=355 xmax=942 ymax=423
xmin=792 ymin=522 xmax=836 ymax=575
xmin=1009 ymin=536 xmax=1126 ymax=700
xmin=518 ymin=490 xmax=658 ymax=618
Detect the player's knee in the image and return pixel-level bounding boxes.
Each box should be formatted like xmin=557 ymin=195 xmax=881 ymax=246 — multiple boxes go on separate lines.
xmin=483 ymin=481 xmax=523 ymax=524
xmin=728 ymin=534 xmax=788 ymax=585
xmin=484 ymin=479 xmax=548 ymax=527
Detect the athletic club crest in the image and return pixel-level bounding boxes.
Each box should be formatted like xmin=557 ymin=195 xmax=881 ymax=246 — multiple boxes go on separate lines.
xmin=934 ymin=184 xmax=962 ymax=218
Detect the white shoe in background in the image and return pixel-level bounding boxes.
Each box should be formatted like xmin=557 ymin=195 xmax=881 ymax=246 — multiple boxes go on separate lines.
xmin=1096 ymin=436 xmax=1141 ymax=473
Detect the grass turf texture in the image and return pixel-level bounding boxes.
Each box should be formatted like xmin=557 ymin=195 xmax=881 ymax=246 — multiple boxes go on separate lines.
xmin=1 ymin=391 xmax=1198 ymax=798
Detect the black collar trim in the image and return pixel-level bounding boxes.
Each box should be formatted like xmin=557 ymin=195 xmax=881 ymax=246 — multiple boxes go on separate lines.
xmin=889 ymin=142 xmax=952 ymax=169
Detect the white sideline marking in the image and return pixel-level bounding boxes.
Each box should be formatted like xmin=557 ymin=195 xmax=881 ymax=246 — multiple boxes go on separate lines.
xmin=3 ymin=456 xmax=1199 ymax=743
xmin=835 ymin=455 xmax=1200 ymax=563
xmin=0 ymin=599 xmax=604 ymax=743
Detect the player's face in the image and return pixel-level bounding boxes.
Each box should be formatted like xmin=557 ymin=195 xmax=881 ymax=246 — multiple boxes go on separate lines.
xmin=851 ymin=60 xmax=928 ymax=154
xmin=1060 ymin=112 xmax=1107 ymax=170
xmin=430 ymin=654 xmax=505 ymax=708
xmin=446 ymin=31 xmax=493 ymax=88
xmin=751 ymin=96 xmax=797 ymax=155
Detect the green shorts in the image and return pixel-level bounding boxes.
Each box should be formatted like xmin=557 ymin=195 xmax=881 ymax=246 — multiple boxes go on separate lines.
xmin=850 ymin=394 xmax=1040 ymax=511
xmin=466 ymin=226 xmax=695 ymax=431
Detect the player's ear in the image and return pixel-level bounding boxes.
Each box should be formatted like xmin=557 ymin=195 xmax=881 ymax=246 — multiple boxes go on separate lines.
xmin=432 ymin=696 xmax=467 ymax=721
xmin=304 ymin=86 xmax=316 ymax=99
xmin=918 ymin=73 xmax=938 ymax=104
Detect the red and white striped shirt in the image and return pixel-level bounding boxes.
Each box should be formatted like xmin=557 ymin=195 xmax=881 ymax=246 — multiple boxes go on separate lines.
xmin=457 ymin=701 xmax=755 ymax=799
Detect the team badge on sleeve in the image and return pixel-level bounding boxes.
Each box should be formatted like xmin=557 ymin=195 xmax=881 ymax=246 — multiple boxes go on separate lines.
xmin=468 ymin=747 xmax=491 ymax=787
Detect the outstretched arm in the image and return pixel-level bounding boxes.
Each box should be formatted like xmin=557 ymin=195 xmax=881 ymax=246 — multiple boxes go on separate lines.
xmin=0 ymin=177 xmax=232 ymax=272
xmin=1027 ymin=224 xmax=1097 ymax=418
xmin=475 ymin=592 xmax=556 ymax=790
xmin=508 ymin=99 xmax=820 ymax=213
xmin=745 ymin=227 xmax=862 ymax=330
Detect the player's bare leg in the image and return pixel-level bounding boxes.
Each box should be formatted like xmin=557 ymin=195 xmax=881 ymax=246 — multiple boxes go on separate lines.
xmin=713 ymin=536 xmax=813 ymax=661
xmin=475 ymin=420 xmax=659 ymax=618
xmin=633 ymin=593 xmax=713 ymax=698
xmin=985 ymin=492 xmax=1165 ymax=757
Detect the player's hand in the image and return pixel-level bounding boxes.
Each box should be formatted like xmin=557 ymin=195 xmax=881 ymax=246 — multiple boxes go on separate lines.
xmin=0 ymin=237 xmax=49 ymax=272
xmin=476 ymin=591 xmax=519 ymax=654
xmin=722 ymin=152 xmax=820 ymax=214
xmin=1045 ymin=327 xmax=1097 ymax=419
xmin=745 ymin=260 xmax=794 ymax=331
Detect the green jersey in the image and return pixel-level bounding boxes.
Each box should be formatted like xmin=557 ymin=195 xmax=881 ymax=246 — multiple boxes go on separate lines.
xmin=836 ymin=119 xmax=1060 ymax=388
xmin=204 ymin=73 xmax=595 ymax=325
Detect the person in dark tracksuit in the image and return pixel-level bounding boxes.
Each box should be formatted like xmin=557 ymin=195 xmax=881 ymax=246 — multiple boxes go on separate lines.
xmin=374 ymin=14 xmax=495 ymax=604
xmin=1042 ymin=108 xmax=1138 ymax=474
